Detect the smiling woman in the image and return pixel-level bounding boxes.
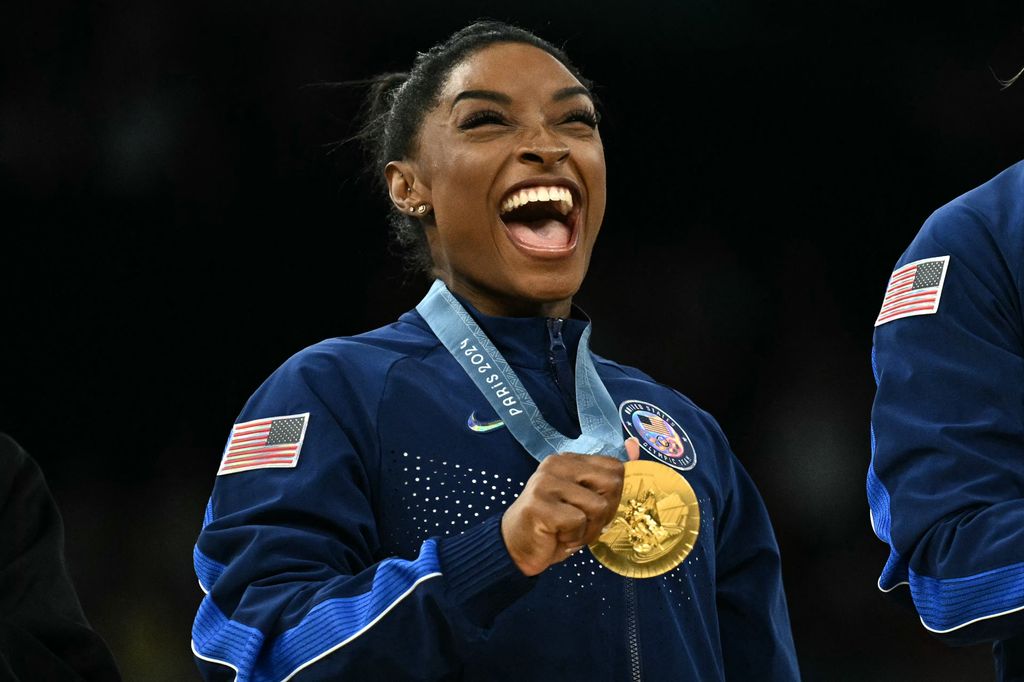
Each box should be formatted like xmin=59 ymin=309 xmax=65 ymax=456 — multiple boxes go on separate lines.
xmin=189 ymin=20 xmax=800 ymax=681
xmin=386 ymin=43 xmax=604 ymax=317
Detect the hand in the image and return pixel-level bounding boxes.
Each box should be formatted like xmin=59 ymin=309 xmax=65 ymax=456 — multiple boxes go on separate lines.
xmin=501 ymin=438 xmax=641 ymax=576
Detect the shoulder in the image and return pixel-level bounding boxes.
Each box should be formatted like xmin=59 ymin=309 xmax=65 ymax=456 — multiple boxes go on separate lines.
xmin=873 ymin=162 xmax=1024 ymax=337
xmin=0 ymin=434 xmax=43 ymax=512
xmin=951 ymin=159 xmax=1024 ymax=235
xmin=276 ymin=314 xmax=439 ymax=384
xmin=594 ymin=355 xmax=731 ymax=447
xmin=592 ymin=353 xmax=658 ymax=383
xmin=906 ymin=160 xmax=1024 ymax=270
xmin=238 ymin=313 xmax=442 ymax=421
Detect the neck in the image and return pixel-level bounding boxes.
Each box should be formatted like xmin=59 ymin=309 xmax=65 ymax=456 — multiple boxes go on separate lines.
xmin=443 ymin=276 xmax=573 ymax=319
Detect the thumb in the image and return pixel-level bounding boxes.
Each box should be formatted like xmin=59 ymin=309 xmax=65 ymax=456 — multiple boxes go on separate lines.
xmin=624 ymin=437 xmax=641 ymax=461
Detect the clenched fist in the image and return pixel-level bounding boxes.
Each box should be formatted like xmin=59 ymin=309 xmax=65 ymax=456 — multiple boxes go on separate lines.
xmin=501 ymin=438 xmax=640 ymax=576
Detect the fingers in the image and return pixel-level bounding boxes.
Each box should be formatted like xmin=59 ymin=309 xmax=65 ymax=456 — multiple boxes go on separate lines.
xmin=551 ymin=485 xmax=612 ymax=546
xmin=625 ymin=437 xmax=640 ymax=461
xmin=548 ymin=454 xmax=626 ymax=528
xmin=502 ymin=490 xmax=590 ymax=576
xmin=501 ymin=452 xmax=629 ymax=576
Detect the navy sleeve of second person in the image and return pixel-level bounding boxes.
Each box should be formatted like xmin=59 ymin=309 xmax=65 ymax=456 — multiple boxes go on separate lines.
xmin=868 ymin=194 xmax=1024 ymax=646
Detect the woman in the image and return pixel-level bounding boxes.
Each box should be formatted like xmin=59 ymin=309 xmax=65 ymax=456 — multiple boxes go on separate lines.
xmin=191 ymin=21 xmax=799 ymax=681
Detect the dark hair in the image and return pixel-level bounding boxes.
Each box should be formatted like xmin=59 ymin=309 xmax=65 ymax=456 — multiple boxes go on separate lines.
xmin=353 ymin=20 xmax=594 ymax=275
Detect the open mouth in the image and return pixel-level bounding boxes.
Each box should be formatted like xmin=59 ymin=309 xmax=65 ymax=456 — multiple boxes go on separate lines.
xmin=498 ymin=184 xmax=579 ymax=254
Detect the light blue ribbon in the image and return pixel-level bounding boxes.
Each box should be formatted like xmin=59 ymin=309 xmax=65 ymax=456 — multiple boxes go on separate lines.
xmin=416 ymin=279 xmax=626 ymax=462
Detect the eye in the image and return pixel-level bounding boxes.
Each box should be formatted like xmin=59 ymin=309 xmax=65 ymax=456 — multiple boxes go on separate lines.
xmin=458 ymin=109 xmax=510 ymax=130
xmin=560 ymin=108 xmax=600 ymax=128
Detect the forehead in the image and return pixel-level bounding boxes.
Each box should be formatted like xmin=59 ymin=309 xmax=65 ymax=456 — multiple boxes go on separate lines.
xmin=439 ymin=42 xmax=584 ymax=102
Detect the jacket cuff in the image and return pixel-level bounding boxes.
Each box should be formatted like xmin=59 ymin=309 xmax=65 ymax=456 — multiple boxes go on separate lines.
xmin=436 ymin=514 xmax=534 ymax=614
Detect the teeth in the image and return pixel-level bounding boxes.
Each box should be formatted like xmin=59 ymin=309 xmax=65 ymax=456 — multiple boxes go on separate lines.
xmin=499 ymin=185 xmax=575 ymax=216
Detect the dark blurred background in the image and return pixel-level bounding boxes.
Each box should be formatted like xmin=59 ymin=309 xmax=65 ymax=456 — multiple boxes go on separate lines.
xmin=3 ymin=0 xmax=1024 ymax=679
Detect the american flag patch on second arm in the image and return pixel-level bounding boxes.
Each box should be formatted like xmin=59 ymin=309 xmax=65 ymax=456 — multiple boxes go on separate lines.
xmin=874 ymin=256 xmax=950 ymax=327
xmin=217 ymin=413 xmax=310 ymax=476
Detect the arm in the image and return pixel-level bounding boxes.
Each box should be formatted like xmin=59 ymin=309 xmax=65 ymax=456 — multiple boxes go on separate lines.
xmin=191 ymin=345 xmax=626 ymax=681
xmin=869 ymin=203 xmax=1024 ymax=645
xmin=191 ymin=350 xmax=533 ymax=681
xmin=0 ymin=433 xmax=122 ymax=682
xmin=713 ymin=435 xmax=800 ymax=681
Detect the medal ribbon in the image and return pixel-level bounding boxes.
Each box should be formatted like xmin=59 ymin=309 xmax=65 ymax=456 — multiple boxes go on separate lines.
xmin=417 ymin=279 xmax=626 ymax=463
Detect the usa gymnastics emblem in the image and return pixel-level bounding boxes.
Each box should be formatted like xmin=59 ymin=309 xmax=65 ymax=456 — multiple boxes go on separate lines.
xmin=619 ymin=400 xmax=696 ymax=471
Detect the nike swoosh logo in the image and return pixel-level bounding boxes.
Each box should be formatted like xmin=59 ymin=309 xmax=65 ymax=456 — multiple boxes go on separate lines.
xmin=467 ymin=412 xmax=506 ymax=433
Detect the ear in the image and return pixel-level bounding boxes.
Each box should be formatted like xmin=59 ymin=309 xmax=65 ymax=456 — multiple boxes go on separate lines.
xmin=385 ymin=161 xmax=423 ymax=215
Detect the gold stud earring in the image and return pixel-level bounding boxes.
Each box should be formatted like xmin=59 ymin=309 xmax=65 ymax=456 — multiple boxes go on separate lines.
xmin=416 ymin=204 xmax=428 ymax=214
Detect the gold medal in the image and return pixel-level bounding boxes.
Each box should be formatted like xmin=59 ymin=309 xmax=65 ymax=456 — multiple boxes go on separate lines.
xmin=588 ymin=460 xmax=700 ymax=579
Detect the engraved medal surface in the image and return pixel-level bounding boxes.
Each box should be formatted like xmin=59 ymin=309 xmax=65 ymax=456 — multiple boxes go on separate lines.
xmin=589 ymin=460 xmax=700 ymax=579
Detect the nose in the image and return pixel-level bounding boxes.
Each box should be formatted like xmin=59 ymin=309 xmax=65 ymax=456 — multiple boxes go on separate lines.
xmin=518 ymin=130 xmax=570 ymax=167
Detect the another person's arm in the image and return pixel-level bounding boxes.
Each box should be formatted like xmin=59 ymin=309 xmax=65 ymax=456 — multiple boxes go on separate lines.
xmin=869 ymin=201 xmax=1024 ymax=645
xmin=0 ymin=433 xmax=122 ymax=681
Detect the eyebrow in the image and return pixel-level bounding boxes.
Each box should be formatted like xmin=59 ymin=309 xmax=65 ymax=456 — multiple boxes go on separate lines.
xmin=552 ymin=86 xmax=593 ymax=102
xmin=450 ymin=86 xmax=594 ymax=111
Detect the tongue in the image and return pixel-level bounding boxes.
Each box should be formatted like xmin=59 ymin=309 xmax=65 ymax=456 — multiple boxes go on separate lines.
xmin=506 ymin=218 xmax=571 ymax=248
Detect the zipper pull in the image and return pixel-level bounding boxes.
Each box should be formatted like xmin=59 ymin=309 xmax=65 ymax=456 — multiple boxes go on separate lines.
xmin=547 ymin=318 xmax=566 ymax=357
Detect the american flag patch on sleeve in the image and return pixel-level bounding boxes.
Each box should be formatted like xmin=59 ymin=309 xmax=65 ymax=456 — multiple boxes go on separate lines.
xmin=874 ymin=256 xmax=950 ymax=327
xmin=217 ymin=413 xmax=310 ymax=476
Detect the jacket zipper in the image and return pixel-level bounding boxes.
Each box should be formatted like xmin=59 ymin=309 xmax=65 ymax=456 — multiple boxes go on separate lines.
xmin=546 ymin=318 xmax=567 ymax=391
xmin=548 ymin=318 xmax=641 ymax=679
xmin=625 ymin=579 xmax=643 ymax=681
xmin=546 ymin=318 xmax=577 ymax=416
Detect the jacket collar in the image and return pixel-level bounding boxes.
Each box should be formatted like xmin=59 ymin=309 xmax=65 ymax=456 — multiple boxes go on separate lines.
xmin=404 ymin=287 xmax=590 ymax=370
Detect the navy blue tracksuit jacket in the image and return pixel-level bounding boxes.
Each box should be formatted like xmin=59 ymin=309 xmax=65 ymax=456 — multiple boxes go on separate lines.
xmin=192 ymin=294 xmax=799 ymax=681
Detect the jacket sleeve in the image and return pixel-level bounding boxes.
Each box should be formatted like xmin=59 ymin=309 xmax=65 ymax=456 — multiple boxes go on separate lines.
xmin=868 ymin=202 xmax=1024 ymax=645
xmin=191 ymin=347 xmax=534 ymax=681
xmin=712 ymin=431 xmax=800 ymax=681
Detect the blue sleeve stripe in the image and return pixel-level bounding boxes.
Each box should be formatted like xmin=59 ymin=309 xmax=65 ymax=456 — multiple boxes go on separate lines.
xmin=866 ymin=345 xmax=889 ymax=541
xmin=204 ymin=497 xmax=215 ymax=528
xmin=868 ymin=412 xmax=911 ymax=593
xmin=192 ymin=594 xmax=264 ymax=681
xmin=866 ymin=464 xmax=891 ymax=543
xmin=194 ymin=545 xmax=226 ymax=595
xmin=911 ymin=560 xmax=1024 ymax=633
xmin=192 ymin=539 xmax=443 ymax=682
xmin=868 ymin=343 xmax=910 ymax=593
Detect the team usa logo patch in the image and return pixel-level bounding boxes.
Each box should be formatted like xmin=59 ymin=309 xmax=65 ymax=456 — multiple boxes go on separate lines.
xmin=619 ymin=400 xmax=696 ymax=471
xmin=217 ymin=413 xmax=310 ymax=476
xmin=875 ymin=256 xmax=950 ymax=327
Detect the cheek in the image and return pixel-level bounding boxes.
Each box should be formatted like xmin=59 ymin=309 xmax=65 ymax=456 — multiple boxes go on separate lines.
xmin=584 ymin=152 xmax=608 ymax=218
xmin=432 ymin=144 xmax=490 ymax=186
xmin=576 ymin=144 xmax=607 ymax=193
xmin=592 ymin=147 xmax=608 ymax=188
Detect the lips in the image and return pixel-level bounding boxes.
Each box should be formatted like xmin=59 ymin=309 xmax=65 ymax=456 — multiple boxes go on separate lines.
xmin=498 ymin=180 xmax=581 ymax=256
